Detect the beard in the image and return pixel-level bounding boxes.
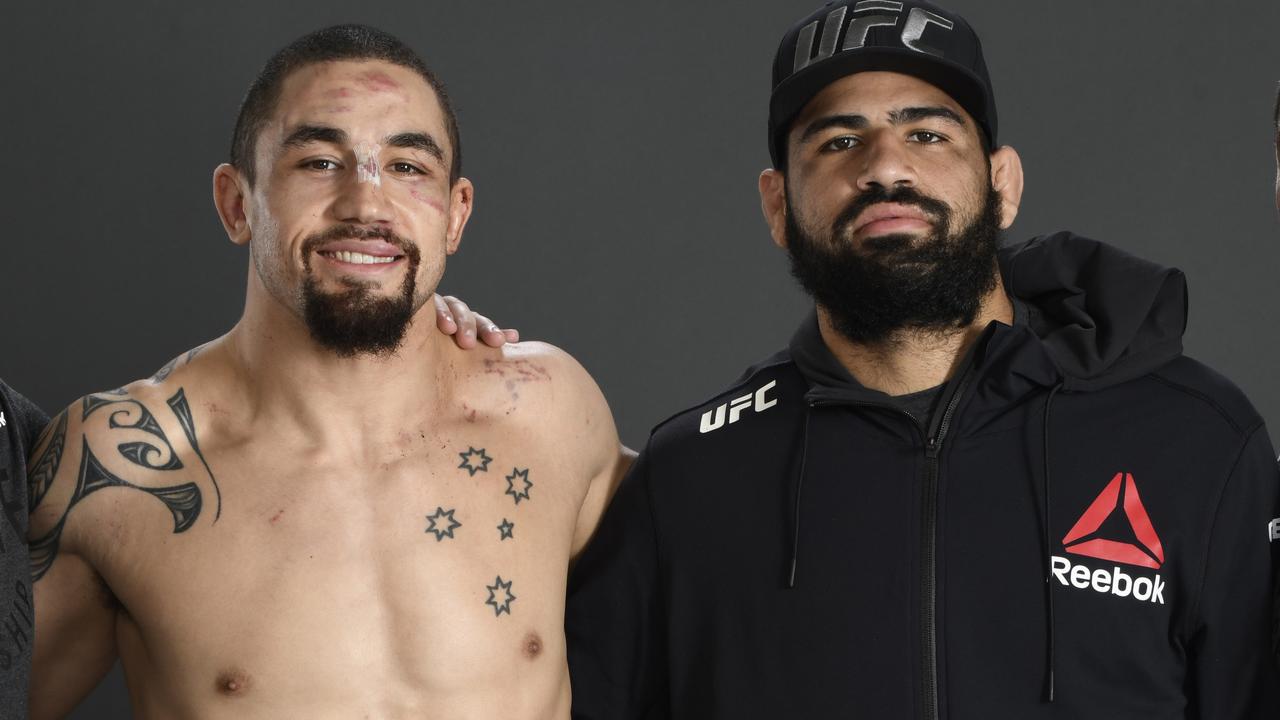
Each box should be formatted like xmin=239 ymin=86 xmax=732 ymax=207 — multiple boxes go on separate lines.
xmin=785 ymin=183 xmax=1003 ymax=345
xmin=299 ymin=224 xmax=424 ymax=358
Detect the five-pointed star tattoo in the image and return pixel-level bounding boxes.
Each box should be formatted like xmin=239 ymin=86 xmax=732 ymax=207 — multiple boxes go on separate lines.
xmin=505 ymin=468 xmax=533 ymax=505
xmin=485 ymin=575 xmax=517 ymax=616
xmin=424 ymin=506 xmax=462 ymax=541
xmin=457 ymin=446 xmax=493 ymax=476
xmin=497 ymin=518 xmax=514 ymax=540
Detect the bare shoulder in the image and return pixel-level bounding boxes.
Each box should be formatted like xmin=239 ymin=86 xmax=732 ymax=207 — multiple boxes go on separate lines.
xmin=27 ymin=341 xmax=225 ymax=580
xmin=451 ymin=340 xmax=619 ymax=474
xmin=455 ymin=341 xmax=609 ymax=419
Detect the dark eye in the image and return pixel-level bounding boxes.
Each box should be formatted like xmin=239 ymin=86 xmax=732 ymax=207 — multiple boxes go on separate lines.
xmin=910 ymin=131 xmax=945 ymax=144
xmin=304 ymin=159 xmax=339 ymax=171
xmin=822 ymin=136 xmax=859 ymax=152
xmin=391 ymin=162 xmax=426 ymax=175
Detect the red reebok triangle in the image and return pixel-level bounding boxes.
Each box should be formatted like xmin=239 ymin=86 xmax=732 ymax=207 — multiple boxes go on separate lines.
xmin=1061 ymin=472 xmax=1164 ymax=569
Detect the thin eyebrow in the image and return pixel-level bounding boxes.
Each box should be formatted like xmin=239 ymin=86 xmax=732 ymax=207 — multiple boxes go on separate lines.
xmin=385 ymin=132 xmax=445 ymax=166
xmin=281 ymin=124 xmax=348 ymax=149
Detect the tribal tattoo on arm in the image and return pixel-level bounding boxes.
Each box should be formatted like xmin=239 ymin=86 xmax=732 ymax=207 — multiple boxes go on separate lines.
xmin=27 ymin=388 xmax=221 ymax=581
xmin=149 ymin=343 xmax=210 ymax=384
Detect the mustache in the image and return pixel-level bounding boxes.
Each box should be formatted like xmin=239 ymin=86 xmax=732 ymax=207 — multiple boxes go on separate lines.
xmin=833 ymin=186 xmax=951 ymax=238
xmin=300 ymin=224 xmax=420 ymax=262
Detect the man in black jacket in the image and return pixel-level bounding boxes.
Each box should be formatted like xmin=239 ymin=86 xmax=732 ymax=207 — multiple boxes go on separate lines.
xmin=566 ymin=1 xmax=1280 ymax=717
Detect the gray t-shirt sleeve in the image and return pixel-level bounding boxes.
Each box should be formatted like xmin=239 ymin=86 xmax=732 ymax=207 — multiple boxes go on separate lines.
xmin=0 ymin=379 xmax=49 ymax=718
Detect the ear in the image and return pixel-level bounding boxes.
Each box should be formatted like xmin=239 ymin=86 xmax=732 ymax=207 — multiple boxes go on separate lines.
xmin=444 ymin=177 xmax=474 ymax=255
xmin=758 ymin=168 xmax=789 ymax=250
xmin=989 ymin=146 xmax=1024 ymax=230
xmin=213 ymin=164 xmax=252 ymax=246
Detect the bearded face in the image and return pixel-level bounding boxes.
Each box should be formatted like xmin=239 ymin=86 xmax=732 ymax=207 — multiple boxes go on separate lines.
xmin=784 ymin=182 xmax=1002 ymax=345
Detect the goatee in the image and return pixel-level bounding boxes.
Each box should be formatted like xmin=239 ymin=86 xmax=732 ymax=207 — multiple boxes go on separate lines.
xmin=785 ymin=184 xmax=1002 ymax=345
xmin=299 ymin=225 xmax=423 ymax=358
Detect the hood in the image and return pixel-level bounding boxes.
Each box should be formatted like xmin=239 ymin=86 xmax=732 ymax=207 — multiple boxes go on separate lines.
xmin=1000 ymin=232 xmax=1187 ymax=392
xmin=790 ymin=232 xmax=1188 ymax=395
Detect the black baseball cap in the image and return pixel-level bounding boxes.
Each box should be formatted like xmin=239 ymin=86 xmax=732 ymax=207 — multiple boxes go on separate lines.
xmin=768 ymin=0 xmax=997 ymax=167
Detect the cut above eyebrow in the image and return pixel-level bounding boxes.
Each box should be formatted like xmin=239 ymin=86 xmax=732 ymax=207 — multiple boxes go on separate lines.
xmin=281 ymin=124 xmax=348 ymax=149
xmin=385 ymin=132 xmax=445 ymax=165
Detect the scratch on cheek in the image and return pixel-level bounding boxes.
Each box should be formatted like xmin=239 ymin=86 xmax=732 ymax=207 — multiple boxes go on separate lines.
xmin=410 ymin=187 xmax=445 ymax=212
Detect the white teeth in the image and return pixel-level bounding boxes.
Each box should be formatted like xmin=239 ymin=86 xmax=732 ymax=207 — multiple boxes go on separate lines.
xmin=325 ymin=250 xmax=396 ymax=265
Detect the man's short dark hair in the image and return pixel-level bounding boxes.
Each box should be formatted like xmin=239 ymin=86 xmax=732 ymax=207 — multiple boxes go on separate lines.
xmin=230 ymin=24 xmax=461 ymax=186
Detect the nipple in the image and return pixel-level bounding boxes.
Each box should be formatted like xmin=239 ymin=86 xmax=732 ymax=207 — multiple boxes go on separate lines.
xmin=216 ymin=669 xmax=252 ymax=696
xmin=522 ymin=631 xmax=543 ymax=660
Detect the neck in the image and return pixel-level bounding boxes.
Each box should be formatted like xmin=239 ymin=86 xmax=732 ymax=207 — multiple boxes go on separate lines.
xmin=225 ymin=279 xmax=451 ymax=449
xmin=817 ymin=278 xmax=1013 ymax=396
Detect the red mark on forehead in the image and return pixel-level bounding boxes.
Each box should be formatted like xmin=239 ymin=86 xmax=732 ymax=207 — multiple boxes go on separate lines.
xmin=357 ymin=71 xmax=401 ymax=92
xmin=324 ymin=87 xmax=353 ymax=98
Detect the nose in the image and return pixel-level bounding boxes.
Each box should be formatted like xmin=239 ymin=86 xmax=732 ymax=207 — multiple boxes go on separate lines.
xmin=331 ymin=164 xmax=394 ymax=225
xmin=855 ymin=135 xmax=917 ymax=192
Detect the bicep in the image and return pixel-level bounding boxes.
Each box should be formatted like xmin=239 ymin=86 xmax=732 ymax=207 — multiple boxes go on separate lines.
xmin=30 ymin=550 xmax=118 ymax=720
xmin=572 ymin=445 xmax=634 ymax=560
xmin=562 ymin=362 xmax=629 ymax=559
xmin=566 ymin=447 xmax=668 ymax=718
xmin=27 ymin=404 xmax=119 ymax=719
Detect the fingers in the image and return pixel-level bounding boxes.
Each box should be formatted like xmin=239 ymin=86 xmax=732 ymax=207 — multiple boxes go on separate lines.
xmin=438 ymin=295 xmax=519 ymax=348
xmin=475 ymin=313 xmax=511 ymax=348
xmin=434 ymin=294 xmax=458 ymax=335
xmin=442 ymin=295 xmax=479 ymax=348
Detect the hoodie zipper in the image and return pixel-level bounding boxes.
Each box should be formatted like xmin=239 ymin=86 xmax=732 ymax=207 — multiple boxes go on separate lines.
xmin=807 ymin=349 xmax=980 ymax=720
xmin=919 ymin=360 xmax=976 ymax=720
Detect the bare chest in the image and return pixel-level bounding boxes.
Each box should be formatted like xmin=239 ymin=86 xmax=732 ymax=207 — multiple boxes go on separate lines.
xmin=87 ymin=429 xmax=585 ymax=704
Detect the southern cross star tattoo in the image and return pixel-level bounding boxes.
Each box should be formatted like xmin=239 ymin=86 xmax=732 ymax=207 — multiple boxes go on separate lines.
xmin=497 ymin=518 xmax=514 ymax=540
xmin=424 ymin=506 xmax=462 ymax=541
xmin=485 ymin=575 xmax=517 ymax=617
xmin=457 ymin=446 xmax=493 ymax=476
xmin=505 ymin=468 xmax=532 ymax=505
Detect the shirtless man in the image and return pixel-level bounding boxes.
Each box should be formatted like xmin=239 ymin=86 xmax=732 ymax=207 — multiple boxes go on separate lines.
xmin=28 ymin=24 xmax=626 ymax=718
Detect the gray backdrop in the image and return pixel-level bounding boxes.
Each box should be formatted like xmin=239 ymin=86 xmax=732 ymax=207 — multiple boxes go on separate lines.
xmin=3 ymin=1 xmax=1279 ymax=716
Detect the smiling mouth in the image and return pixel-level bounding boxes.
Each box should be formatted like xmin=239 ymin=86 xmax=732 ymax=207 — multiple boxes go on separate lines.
xmin=318 ymin=250 xmax=402 ymax=265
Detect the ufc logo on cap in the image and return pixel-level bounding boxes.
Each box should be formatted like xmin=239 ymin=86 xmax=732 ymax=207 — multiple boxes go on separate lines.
xmin=792 ymin=1 xmax=955 ymax=74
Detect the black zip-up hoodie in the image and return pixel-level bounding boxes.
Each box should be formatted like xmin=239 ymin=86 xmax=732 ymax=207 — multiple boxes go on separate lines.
xmin=566 ymin=232 xmax=1280 ymax=719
